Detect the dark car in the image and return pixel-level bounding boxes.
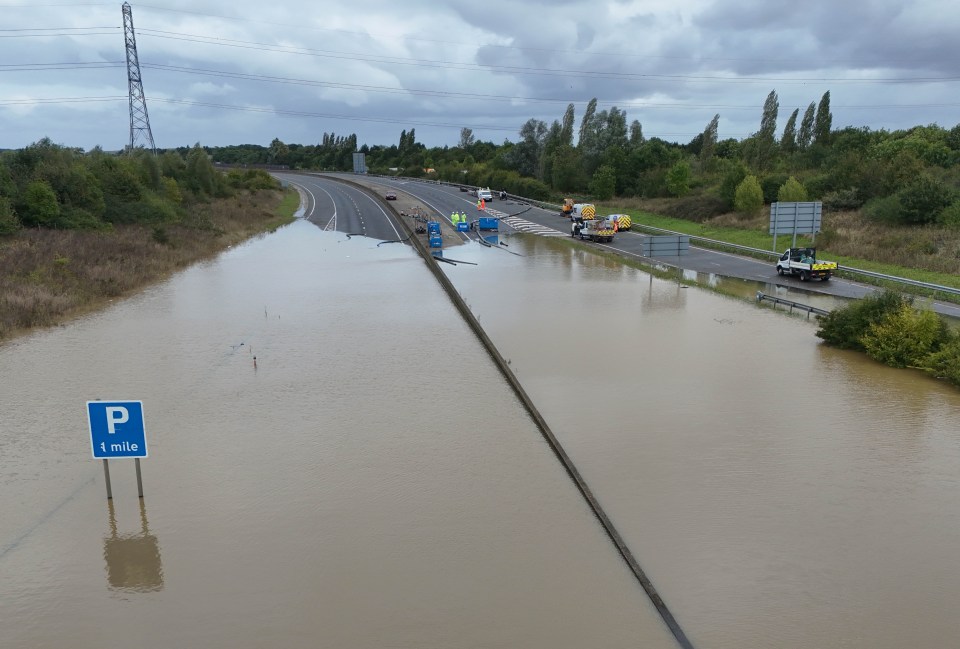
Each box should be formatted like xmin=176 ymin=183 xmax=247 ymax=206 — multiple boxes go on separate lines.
xmin=459 ymin=186 xmax=468 ymax=192
xmin=385 ymin=191 xmax=397 ymax=200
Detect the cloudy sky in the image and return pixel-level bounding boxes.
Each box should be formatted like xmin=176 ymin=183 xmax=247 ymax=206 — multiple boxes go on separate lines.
xmin=2 ymin=0 xmax=959 ymax=152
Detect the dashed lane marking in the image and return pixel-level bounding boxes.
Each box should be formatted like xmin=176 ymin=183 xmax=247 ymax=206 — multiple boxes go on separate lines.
xmin=489 ymin=208 xmax=567 ymax=237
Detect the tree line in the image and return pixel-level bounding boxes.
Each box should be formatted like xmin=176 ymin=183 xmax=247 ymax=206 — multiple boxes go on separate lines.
xmin=0 ymin=140 xmax=278 ymax=235
xmin=203 ymin=89 xmax=960 ymax=227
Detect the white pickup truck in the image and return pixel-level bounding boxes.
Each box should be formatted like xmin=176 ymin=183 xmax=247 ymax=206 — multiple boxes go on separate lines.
xmin=776 ymin=247 xmax=837 ymax=281
xmin=571 ymin=216 xmax=615 ymax=243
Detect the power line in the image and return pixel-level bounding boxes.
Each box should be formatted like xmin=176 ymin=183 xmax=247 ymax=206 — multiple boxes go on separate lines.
xmin=134 ymin=29 xmax=960 ymax=86
xmin=137 ymin=62 xmax=960 ymax=112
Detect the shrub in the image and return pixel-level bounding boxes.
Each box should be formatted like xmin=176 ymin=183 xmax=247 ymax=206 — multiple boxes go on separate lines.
xmin=589 ymin=165 xmax=617 ymax=200
xmin=816 ymin=290 xmax=907 ymax=351
xmin=924 ymin=335 xmax=960 ymax=386
xmin=0 ymin=196 xmax=20 ymax=235
xmin=821 ymin=188 xmax=862 ymax=211
xmin=861 ymin=304 xmax=950 ymax=368
xmin=862 ymin=194 xmax=903 ymax=224
xmin=665 ymin=161 xmax=691 ymax=197
xmin=21 ymin=180 xmax=61 ymax=227
xmin=897 ymin=174 xmax=954 ymax=224
xmin=734 ymin=175 xmax=763 ymax=215
xmin=718 ymin=162 xmax=748 ymax=208
xmin=760 ymin=174 xmax=789 ymax=203
xmin=777 ymin=176 xmax=809 ymax=202
xmin=938 ymin=200 xmax=960 ymax=228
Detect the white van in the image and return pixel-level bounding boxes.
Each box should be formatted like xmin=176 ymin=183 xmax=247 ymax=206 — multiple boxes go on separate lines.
xmin=477 ymin=188 xmax=493 ymax=201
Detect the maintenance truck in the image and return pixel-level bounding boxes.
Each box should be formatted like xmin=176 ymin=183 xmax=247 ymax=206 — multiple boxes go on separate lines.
xmin=776 ymin=247 xmax=837 ymax=281
xmin=571 ymin=215 xmax=615 ymax=243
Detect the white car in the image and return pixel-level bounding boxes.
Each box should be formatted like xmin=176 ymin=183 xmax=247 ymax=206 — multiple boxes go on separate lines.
xmin=477 ymin=188 xmax=493 ymax=201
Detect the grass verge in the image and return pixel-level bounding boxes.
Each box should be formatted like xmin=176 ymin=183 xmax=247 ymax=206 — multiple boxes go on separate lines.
xmin=0 ymin=187 xmax=297 ymax=343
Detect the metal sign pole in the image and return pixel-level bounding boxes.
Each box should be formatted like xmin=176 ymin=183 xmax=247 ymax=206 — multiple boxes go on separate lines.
xmin=135 ymin=458 xmax=144 ymax=498
xmin=772 ymin=203 xmax=778 ymax=252
xmin=103 ymin=459 xmax=113 ymax=500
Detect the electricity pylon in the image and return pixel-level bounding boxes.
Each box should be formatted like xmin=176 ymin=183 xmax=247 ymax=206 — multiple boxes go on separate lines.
xmin=122 ymin=2 xmax=157 ymax=153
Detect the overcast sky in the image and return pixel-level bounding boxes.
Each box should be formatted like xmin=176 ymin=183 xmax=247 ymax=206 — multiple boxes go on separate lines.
xmin=2 ymin=0 xmax=959 ymax=152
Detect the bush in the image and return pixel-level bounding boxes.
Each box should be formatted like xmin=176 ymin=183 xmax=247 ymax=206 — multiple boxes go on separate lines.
xmin=821 ymin=188 xmax=862 ymax=211
xmin=0 ymin=196 xmax=20 ymax=235
xmin=665 ymin=161 xmax=691 ymax=197
xmin=897 ymin=175 xmax=954 ymax=224
xmin=718 ymin=162 xmax=748 ymax=209
xmin=924 ymin=335 xmax=960 ymax=386
xmin=589 ymin=165 xmax=617 ymax=200
xmin=777 ymin=176 xmax=809 ymax=202
xmin=760 ymin=174 xmax=789 ymax=203
xmin=816 ymin=290 xmax=907 ymax=351
xmin=861 ymin=304 xmax=950 ymax=368
xmin=938 ymin=200 xmax=960 ymax=228
xmin=862 ymin=194 xmax=903 ymax=224
xmin=733 ymin=175 xmax=763 ymax=215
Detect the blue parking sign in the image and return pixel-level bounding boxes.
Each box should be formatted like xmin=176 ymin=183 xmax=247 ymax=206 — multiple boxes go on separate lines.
xmin=88 ymin=401 xmax=148 ymax=459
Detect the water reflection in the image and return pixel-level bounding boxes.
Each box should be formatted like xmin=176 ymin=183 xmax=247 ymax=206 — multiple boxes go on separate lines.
xmin=103 ymin=499 xmax=163 ymax=593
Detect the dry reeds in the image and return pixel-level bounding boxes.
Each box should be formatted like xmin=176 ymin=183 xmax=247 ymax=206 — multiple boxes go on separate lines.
xmin=0 ymin=190 xmax=290 ymax=341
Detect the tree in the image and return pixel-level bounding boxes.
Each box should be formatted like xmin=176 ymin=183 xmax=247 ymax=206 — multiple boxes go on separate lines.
xmin=22 ymin=179 xmax=61 ymax=227
xmin=0 ymin=196 xmax=19 ymax=235
xmin=560 ymin=104 xmax=575 ymax=146
xmin=578 ymin=98 xmax=597 ymax=146
xmin=700 ymin=114 xmax=720 ymax=171
xmin=759 ymin=90 xmax=779 ymax=143
xmin=814 ymin=91 xmax=832 ymax=145
xmin=777 ymin=176 xmax=808 ymax=202
xmin=589 ymin=165 xmax=616 ymax=200
xmin=185 ymin=144 xmax=216 ymax=196
xmin=798 ymin=102 xmax=816 ymax=150
xmin=751 ymin=90 xmax=779 ymax=169
xmin=897 ymin=174 xmax=954 ymax=224
xmin=666 ymin=160 xmax=692 ymax=197
xmin=628 ymin=120 xmax=644 ymax=149
xmin=734 ymin=175 xmax=764 ymax=215
xmin=267 ymin=138 xmax=290 ymax=166
xmin=458 ymin=128 xmax=475 ymax=149
xmin=780 ymin=108 xmax=799 ymax=153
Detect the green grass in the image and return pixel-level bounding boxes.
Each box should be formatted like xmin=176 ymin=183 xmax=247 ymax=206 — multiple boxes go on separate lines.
xmin=275 ymin=187 xmax=301 ymax=220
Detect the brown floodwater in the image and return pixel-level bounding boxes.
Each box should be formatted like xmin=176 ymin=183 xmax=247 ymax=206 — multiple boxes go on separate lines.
xmin=443 ymin=233 xmax=960 ymax=648
xmin=3 ymin=222 xmax=959 ymax=649
xmin=0 ymin=221 xmax=677 ymax=649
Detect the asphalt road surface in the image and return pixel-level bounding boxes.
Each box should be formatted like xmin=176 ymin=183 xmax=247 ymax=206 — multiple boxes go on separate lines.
xmin=289 ymin=173 xmax=960 ymax=319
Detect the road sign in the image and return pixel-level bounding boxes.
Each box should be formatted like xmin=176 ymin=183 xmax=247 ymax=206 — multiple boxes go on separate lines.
xmin=88 ymin=401 xmax=148 ymax=459
xmin=641 ymin=235 xmax=690 ymax=257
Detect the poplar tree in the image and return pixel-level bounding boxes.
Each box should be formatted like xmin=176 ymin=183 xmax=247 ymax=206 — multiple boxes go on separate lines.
xmin=814 ymin=91 xmax=833 ymax=145
xmin=798 ymin=102 xmax=816 ymax=149
xmin=780 ymin=108 xmax=799 ymax=152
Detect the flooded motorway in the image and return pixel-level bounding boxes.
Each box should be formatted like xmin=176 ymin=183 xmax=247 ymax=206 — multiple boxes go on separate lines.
xmin=2 ymin=220 xmax=959 ymax=648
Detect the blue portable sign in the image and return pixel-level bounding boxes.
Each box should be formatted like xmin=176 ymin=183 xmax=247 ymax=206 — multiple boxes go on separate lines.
xmin=87 ymin=401 xmax=148 ymax=459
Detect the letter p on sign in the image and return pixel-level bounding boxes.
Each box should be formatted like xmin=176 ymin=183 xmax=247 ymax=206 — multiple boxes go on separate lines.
xmin=105 ymin=406 xmax=129 ymax=434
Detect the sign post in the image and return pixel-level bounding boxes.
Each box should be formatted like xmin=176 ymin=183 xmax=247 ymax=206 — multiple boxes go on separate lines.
xmin=87 ymin=400 xmax=148 ymax=500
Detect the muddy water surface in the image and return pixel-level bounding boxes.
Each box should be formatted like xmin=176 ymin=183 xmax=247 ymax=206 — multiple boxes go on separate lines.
xmin=0 ymin=222 xmax=677 ymax=649
xmin=444 ymin=233 xmax=960 ymax=649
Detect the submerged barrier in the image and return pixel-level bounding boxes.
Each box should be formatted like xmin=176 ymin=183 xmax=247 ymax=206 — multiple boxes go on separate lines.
xmin=321 ymin=174 xmax=696 ymax=649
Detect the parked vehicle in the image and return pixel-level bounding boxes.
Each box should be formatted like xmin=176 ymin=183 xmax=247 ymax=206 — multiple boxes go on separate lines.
xmin=571 ymin=216 xmax=615 ymax=243
xmin=570 ymin=203 xmax=596 ymax=220
xmin=608 ymin=213 xmax=631 ymax=231
xmin=776 ymin=247 xmax=837 ymax=281
xmin=384 ymin=191 xmax=397 ymax=200
xmin=477 ymin=187 xmax=493 ymax=201
xmin=560 ymin=198 xmax=575 ymax=217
